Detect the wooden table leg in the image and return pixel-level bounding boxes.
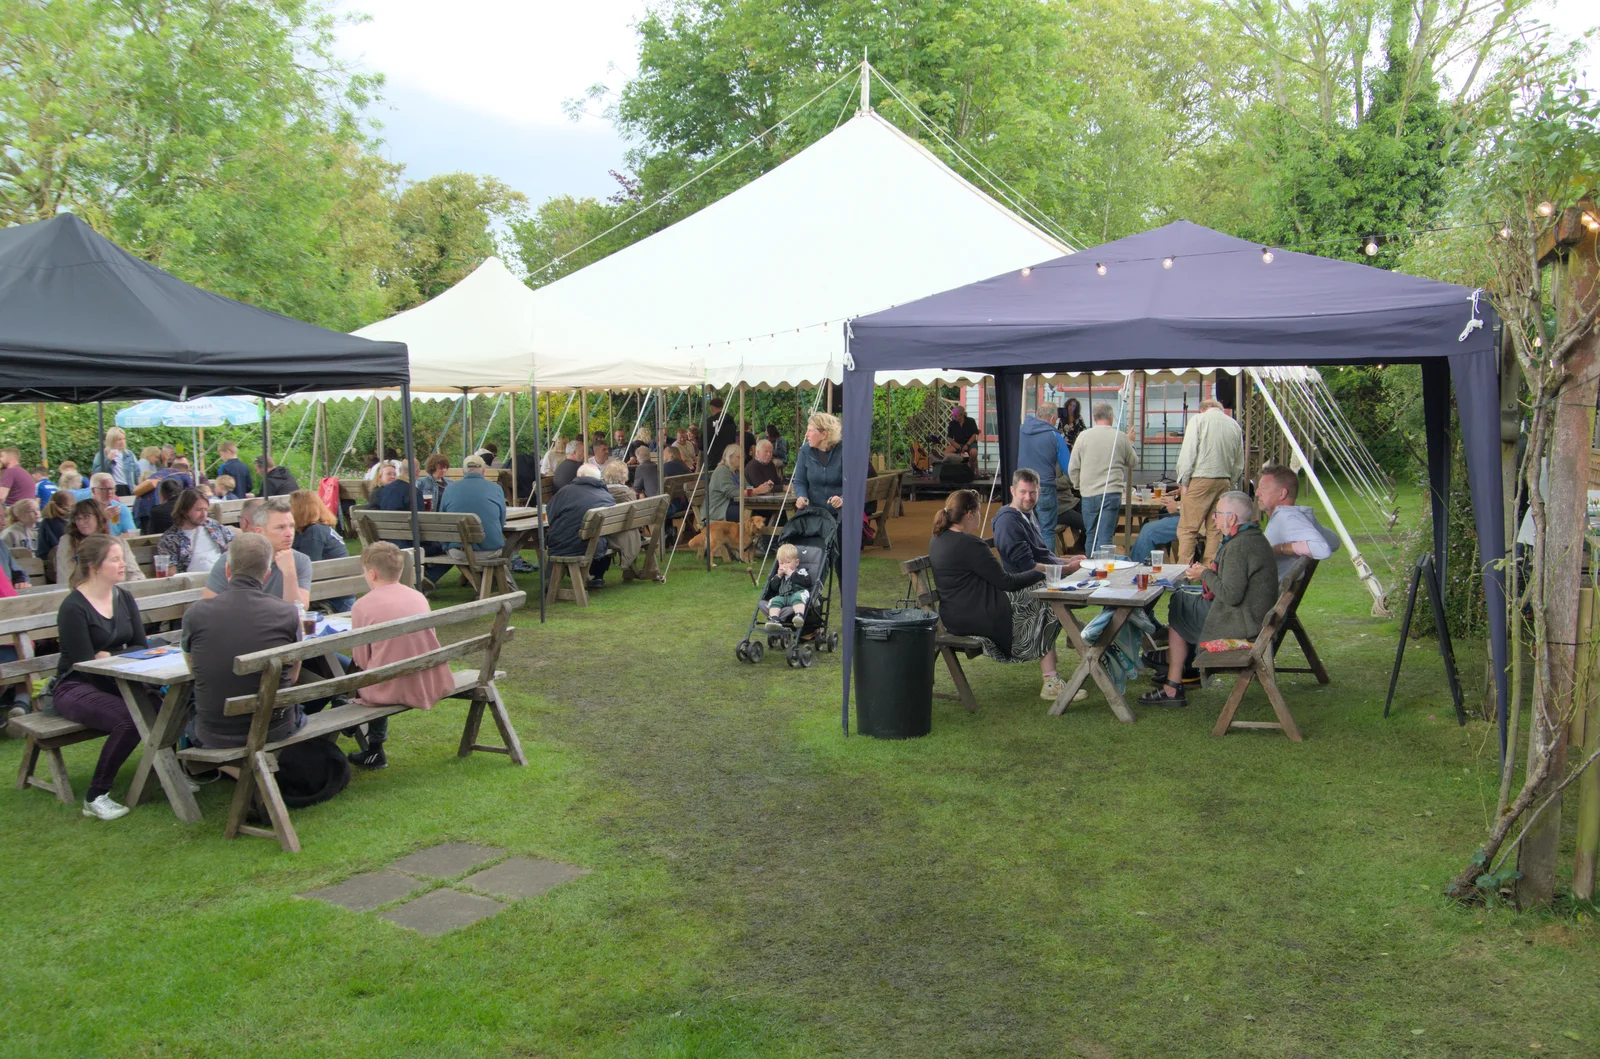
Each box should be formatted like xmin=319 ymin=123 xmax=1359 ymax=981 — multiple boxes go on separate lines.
xmin=1047 ymin=601 xmax=1137 ymax=723
xmin=122 ymin=679 xmax=203 ymax=822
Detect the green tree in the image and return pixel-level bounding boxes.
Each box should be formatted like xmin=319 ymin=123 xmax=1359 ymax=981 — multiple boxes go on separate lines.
xmin=1 ymin=0 xmax=400 ymax=329
xmin=383 ymin=172 xmax=529 ymax=309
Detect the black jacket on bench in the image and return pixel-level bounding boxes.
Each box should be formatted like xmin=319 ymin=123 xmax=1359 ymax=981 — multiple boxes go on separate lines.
xmin=545 ymin=477 xmax=615 ymax=556
xmin=928 ymin=529 xmax=1044 ymax=655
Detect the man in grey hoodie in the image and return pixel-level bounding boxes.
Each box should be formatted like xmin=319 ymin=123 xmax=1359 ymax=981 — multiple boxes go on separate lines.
xmin=1256 ymin=465 xmax=1339 ymax=580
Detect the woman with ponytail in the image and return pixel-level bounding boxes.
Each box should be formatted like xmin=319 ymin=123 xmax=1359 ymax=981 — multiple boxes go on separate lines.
xmin=51 ymin=534 xmax=149 ymax=820
xmin=928 ymin=490 xmax=1064 ymax=683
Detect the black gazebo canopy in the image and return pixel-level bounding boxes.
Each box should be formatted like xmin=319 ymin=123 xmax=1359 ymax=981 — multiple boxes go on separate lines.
xmin=839 ymin=221 xmax=1505 ymax=741
xmin=0 ymin=213 xmax=408 ymax=402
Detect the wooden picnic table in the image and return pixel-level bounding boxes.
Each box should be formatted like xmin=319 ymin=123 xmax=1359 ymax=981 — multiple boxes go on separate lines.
xmin=501 ymin=506 xmax=544 ymax=564
xmin=74 ymin=614 xmax=355 ymax=823
xmin=75 ymin=648 xmax=201 ymax=821
xmin=1033 ymin=563 xmax=1190 ymax=722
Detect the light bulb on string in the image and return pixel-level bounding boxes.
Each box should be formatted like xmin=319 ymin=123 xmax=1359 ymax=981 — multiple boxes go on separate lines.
xmin=1261 ymin=247 xmax=1274 ymax=263
xmin=1533 ymin=335 xmax=1542 ymax=348
xmin=1499 ymin=226 xmax=1510 ymax=240
xmin=1095 ymin=262 xmax=1106 ymax=275
xmin=1364 ymin=239 xmax=1379 ymax=257
xmin=1020 ymin=266 xmax=1032 ymax=277
xmin=1162 ymin=257 xmax=1174 ymax=269
xmin=1536 ymin=201 xmax=1554 ymax=217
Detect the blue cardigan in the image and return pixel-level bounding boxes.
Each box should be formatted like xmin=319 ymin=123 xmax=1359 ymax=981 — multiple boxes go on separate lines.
xmin=792 ymin=442 xmax=842 ymax=506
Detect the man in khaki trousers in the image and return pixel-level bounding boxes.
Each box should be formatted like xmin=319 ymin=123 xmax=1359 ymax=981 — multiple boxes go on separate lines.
xmin=1174 ymin=398 xmax=1244 ymax=564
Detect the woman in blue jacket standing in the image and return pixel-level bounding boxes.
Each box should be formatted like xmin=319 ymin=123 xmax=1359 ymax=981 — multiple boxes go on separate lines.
xmin=792 ymin=412 xmax=843 ymax=514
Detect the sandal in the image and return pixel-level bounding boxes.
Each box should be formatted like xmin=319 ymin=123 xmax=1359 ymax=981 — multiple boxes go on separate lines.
xmin=1138 ymin=679 xmax=1188 ymax=707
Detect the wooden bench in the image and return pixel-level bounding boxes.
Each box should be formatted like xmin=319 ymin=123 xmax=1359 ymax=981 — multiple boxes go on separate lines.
xmin=863 ymin=471 xmax=902 ymax=549
xmin=900 ymin=555 xmax=981 ymax=713
xmin=337 ymin=478 xmax=373 ymax=504
xmin=210 ymin=497 xmax=247 ymax=525
xmin=1195 ymin=557 xmax=1317 ymax=742
xmin=353 ymin=510 xmax=515 ymax=600
xmin=545 ymin=494 xmax=673 ymax=608
xmin=6 ymin=586 xmax=207 ymax=804
xmin=178 ymin=592 xmax=526 ymax=852
xmin=13 ymin=552 xmax=44 ymax=584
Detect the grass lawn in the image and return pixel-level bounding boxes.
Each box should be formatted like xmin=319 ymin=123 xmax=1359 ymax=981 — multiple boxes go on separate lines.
xmin=4 ymin=483 xmax=1599 ymax=1057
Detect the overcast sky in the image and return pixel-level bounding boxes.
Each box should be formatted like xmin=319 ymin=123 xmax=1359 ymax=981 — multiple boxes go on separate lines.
xmin=335 ymin=0 xmax=1596 ymax=209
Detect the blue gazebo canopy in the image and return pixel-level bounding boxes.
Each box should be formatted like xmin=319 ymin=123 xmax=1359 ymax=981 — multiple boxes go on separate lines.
xmin=838 ymin=221 xmax=1505 ymax=744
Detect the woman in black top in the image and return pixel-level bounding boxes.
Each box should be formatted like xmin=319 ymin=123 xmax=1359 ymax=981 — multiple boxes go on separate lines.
xmin=1058 ymin=398 xmax=1086 ymax=448
xmin=928 ymin=490 xmax=1066 ymax=700
xmin=51 ymin=534 xmax=148 ymax=820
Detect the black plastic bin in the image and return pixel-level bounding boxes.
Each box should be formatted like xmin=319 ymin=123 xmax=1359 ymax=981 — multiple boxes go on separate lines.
xmin=854 ymin=607 xmax=939 ymax=739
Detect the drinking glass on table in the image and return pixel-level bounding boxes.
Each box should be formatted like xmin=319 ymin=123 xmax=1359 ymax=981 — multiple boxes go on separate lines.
xmin=1091 ymin=545 xmax=1115 ymax=579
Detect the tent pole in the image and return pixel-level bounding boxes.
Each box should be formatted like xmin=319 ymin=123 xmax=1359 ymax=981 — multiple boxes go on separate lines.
xmin=579 ymin=388 xmax=589 ymax=460
xmin=97 ymin=402 xmax=105 ymax=459
xmin=531 ymin=382 xmax=548 ymax=624
xmin=508 ymin=389 xmax=518 ymax=506
xmin=739 ymin=382 xmax=747 ymax=564
xmin=375 ymin=396 xmax=384 ymax=461
xmin=36 ymin=403 xmax=47 ymax=469
xmin=401 ymin=384 xmax=421 ymax=587
xmin=886 ymin=387 xmax=893 ymax=472
xmin=710 ymin=385 xmax=716 ymax=572
xmin=462 ymin=391 xmax=472 ymax=460
xmin=260 ymin=399 xmax=271 ymax=471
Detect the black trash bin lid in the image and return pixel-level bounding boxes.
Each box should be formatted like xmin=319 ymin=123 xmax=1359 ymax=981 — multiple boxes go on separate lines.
xmin=857 ymin=607 xmax=939 ymax=630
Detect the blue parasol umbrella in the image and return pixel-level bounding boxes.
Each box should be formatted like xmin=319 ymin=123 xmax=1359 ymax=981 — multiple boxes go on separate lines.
xmin=115 ymin=396 xmax=262 ymax=428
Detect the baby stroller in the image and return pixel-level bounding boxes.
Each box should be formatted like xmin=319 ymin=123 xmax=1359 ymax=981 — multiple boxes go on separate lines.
xmin=735 ymin=506 xmax=842 ymax=668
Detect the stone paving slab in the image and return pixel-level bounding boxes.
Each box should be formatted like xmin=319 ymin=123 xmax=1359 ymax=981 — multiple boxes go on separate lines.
xmin=390 ymin=842 xmax=505 ymax=879
xmin=379 ymin=888 xmax=504 ymax=936
xmin=460 ymin=857 xmax=591 ymax=900
xmin=298 ymin=870 xmax=425 ymax=913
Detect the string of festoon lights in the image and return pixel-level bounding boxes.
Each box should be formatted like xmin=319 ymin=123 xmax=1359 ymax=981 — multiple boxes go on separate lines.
xmin=668 ymin=208 xmax=1594 ymax=351
xmin=1008 ymin=211 xmax=1596 ymax=280
xmin=670 ymin=317 xmax=856 ymax=353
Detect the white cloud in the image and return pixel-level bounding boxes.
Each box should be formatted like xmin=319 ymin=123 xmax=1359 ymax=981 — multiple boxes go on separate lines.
xmin=335 ymin=0 xmax=649 ymax=129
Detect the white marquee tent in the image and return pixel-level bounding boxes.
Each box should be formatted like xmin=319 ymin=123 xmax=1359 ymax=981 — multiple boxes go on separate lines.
xmin=286 ymin=256 xmax=703 ymax=402
xmin=525 ymin=110 xmax=1075 ymax=390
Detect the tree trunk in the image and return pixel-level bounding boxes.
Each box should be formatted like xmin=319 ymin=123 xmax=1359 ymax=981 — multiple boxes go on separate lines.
xmin=1517 ymin=238 xmax=1600 ymax=906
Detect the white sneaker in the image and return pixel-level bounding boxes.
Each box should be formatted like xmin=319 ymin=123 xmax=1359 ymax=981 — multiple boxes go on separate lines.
xmin=1040 ymin=678 xmax=1089 ymax=702
xmin=82 ymin=794 xmax=130 ymax=821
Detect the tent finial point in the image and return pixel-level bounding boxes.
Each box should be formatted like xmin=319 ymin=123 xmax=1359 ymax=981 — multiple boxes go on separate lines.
xmin=859 ymin=50 xmax=871 ymax=115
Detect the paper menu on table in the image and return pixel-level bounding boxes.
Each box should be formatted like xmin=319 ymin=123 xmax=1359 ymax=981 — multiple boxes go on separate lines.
xmin=110 ymin=653 xmax=188 ymax=676
xmin=1088 ymin=586 xmax=1150 ymax=603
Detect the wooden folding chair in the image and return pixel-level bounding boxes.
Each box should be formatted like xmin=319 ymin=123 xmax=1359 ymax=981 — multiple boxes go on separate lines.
xmin=1195 ymin=558 xmax=1315 ymax=742
xmin=901 ymin=556 xmax=980 ymax=712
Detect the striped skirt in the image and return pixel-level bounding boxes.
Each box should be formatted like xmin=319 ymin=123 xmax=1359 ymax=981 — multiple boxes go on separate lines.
xmin=975 ymin=589 xmax=1061 ymax=664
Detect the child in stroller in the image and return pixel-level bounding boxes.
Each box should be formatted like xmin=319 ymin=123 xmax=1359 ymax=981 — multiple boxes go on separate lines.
xmin=735 ymin=507 xmax=842 ymax=667
xmin=761 ymin=544 xmax=814 ymax=628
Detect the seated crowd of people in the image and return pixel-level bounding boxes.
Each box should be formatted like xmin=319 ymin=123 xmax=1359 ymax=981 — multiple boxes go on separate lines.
xmin=48 ymin=516 xmax=453 ymax=822
xmin=931 ymin=456 xmax=1338 ymax=707
xmin=6 ymin=412 xmax=827 ymax=824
